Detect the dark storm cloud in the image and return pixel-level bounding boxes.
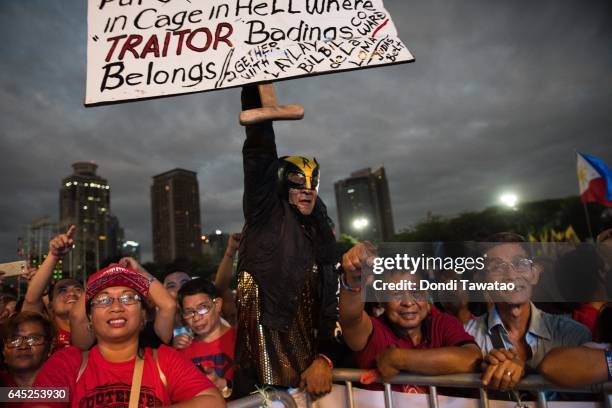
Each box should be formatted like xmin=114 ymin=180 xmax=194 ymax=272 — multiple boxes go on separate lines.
xmin=1 ymin=0 xmax=611 ymax=261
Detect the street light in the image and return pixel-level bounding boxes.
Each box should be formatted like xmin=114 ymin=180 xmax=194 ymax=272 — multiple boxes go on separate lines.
xmin=499 ymin=192 xmax=518 ymax=208
xmin=352 ymin=217 xmax=369 ymax=230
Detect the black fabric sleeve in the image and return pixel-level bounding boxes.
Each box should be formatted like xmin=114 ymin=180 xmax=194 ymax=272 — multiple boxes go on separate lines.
xmin=241 ymin=86 xmax=281 ymax=224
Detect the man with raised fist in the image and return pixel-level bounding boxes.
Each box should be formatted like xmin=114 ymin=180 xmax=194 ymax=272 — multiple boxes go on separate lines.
xmin=22 ymin=225 xmax=82 ymax=352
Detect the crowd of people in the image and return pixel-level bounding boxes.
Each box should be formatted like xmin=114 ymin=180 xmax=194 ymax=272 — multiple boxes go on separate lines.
xmin=0 ymin=86 xmax=611 ymax=407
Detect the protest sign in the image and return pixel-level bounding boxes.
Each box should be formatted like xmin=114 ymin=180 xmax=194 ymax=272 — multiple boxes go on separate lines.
xmin=85 ymin=0 xmax=414 ymax=105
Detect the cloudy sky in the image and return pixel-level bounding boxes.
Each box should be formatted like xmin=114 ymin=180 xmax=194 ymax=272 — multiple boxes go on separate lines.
xmin=1 ymin=0 xmax=611 ymax=262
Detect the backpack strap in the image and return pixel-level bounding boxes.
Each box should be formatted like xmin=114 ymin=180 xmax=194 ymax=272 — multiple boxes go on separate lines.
xmin=76 ymin=351 xmax=89 ymax=383
xmin=153 ymin=348 xmax=168 ymax=389
xmin=128 ymin=356 xmax=145 ymax=408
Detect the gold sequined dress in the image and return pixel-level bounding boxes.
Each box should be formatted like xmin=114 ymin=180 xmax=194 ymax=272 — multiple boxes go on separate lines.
xmin=235 ymin=265 xmax=319 ymax=388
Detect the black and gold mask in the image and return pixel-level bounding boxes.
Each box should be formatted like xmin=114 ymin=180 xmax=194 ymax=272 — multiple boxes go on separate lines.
xmin=278 ymin=156 xmax=320 ymax=198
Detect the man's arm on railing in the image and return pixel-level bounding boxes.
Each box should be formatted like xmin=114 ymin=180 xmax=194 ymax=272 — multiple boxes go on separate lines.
xmin=376 ymin=343 xmax=482 ymax=379
xmin=538 ymin=346 xmax=610 ymax=387
xmin=481 ymin=348 xmax=525 ymax=392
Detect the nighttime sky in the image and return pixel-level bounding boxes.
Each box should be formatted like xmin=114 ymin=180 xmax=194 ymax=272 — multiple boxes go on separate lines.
xmin=1 ymin=0 xmax=611 ymax=262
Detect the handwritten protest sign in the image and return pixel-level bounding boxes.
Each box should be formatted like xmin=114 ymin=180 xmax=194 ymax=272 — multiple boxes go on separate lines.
xmin=85 ymin=0 xmax=414 ymax=106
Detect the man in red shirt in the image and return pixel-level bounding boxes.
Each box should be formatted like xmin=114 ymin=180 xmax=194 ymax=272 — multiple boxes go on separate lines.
xmin=340 ymin=242 xmax=482 ymax=392
xmin=21 ymin=226 xmax=80 ymax=352
xmin=176 ymin=279 xmax=236 ymax=399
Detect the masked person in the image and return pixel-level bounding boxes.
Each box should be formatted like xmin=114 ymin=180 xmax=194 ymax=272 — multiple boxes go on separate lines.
xmin=32 ymin=265 xmax=224 ymax=408
xmin=234 ymin=86 xmax=338 ymax=399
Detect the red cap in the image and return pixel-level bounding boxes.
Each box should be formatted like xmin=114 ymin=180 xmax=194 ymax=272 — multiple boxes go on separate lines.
xmin=86 ymin=265 xmax=150 ymax=302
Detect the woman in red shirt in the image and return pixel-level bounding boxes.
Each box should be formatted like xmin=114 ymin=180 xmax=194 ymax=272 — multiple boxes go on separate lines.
xmin=32 ymin=265 xmax=224 ymax=408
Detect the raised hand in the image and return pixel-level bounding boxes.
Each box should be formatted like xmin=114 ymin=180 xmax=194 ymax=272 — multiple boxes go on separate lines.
xmin=225 ymin=233 xmax=242 ymax=258
xmin=49 ymin=225 xmax=76 ymax=258
xmin=118 ymin=257 xmax=149 ymax=276
xmin=342 ymin=241 xmax=377 ymax=288
xmin=20 ymin=266 xmax=38 ymax=281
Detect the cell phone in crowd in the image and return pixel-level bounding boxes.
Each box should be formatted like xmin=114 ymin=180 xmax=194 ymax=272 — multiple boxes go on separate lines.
xmin=173 ymin=326 xmax=193 ymax=337
xmin=0 ymin=260 xmax=28 ymax=277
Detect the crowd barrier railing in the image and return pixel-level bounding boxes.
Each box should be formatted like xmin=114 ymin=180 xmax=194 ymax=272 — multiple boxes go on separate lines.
xmin=228 ymin=389 xmax=298 ymax=408
xmin=333 ymin=368 xmax=612 ymax=408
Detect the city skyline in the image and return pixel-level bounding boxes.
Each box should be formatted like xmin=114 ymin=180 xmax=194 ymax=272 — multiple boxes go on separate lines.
xmin=1 ymin=1 xmax=611 ymax=262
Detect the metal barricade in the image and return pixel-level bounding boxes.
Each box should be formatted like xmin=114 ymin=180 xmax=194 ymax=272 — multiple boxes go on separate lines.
xmin=333 ymin=368 xmax=612 ymax=408
xmin=228 ymin=389 xmax=298 ymax=408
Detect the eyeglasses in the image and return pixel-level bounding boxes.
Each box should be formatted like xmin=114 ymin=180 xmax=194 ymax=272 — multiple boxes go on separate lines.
xmin=486 ymin=258 xmax=533 ymax=276
xmin=182 ymin=301 xmax=216 ymax=320
xmin=390 ymin=290 xmax=428 ymax=303
xmin=6 ymin=335 xmax=47 ymax=349
xmin=90 ymin=293 xmax=141 ymax=308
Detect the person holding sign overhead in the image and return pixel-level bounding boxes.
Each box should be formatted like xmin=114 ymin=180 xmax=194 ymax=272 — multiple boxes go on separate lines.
xmin=233 ymin=84 xmax=340 ymax=401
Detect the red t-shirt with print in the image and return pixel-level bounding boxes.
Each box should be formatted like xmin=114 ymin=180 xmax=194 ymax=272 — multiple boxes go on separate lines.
xmin=32 ymin=344 xmax=214 ymax=407
xmin=178 ymin=327 xmax=236 ymax=380
xmin=356 ymin=307 xmax=476 ymax=393
xmin=53 ymin=328 xmax=71 ymax=352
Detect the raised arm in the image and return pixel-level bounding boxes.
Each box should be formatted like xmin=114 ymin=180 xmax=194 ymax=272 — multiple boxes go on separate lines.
xmin=339 ymin=242 xmax=377 ymax=352
xmin=22 ymin=226 xmax=75 ymax=313
xmin=241 ymin=86 xmax=280 ymax=224
xmin=119 ymin=257 xmax=177 ymax=344
xmin=69 ymin=293 xmax=94 ymax=349
xmin=538 ymin=346 xmax=610 ymax=387
xmin=214 ymin=233 xmax=241 ymax=293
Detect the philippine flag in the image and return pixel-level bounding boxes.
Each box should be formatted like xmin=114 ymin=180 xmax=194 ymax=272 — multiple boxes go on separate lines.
xmin=577 ymin=153 xmax=612 ymax=207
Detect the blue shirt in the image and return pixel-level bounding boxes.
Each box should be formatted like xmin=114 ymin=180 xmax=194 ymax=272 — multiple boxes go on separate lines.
xmin=465 ymin=303 xmax=592 ymax=369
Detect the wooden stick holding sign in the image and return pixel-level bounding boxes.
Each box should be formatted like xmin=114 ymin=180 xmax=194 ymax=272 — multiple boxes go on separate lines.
xmin=239 ymin=83 xmax=304 ymax=125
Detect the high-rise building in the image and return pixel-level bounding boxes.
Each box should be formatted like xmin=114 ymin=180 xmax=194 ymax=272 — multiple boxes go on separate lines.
xmin=60 ymin=162 xmax=118 ymax=280
xmin=151 ymin=169 xmax=202 ymax=265
xmin=21 ymin=217 xmax=65 ymax=282
xmin=334 ymin=167 xmax=395 ymax=242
